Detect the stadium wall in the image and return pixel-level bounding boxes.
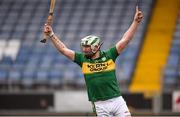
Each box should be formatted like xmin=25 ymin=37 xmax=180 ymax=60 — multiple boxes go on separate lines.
xmin=0 ymin=91 xmax=180 ymax=116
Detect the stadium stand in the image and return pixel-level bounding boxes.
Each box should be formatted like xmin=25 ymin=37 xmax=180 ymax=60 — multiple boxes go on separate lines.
xmin=0 ymin=0 xmax=154 ymax=90
xmin=130 ymin=0 xmax=180 ymax=94
xmin=163 ymin=14 xmax=180 ymax=91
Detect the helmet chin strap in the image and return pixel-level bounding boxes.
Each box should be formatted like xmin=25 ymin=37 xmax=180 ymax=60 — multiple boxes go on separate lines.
xmin=94 ymin=42 xmax=103 ymax=53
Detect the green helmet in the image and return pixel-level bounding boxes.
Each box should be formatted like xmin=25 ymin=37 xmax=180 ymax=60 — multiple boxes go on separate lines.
xmin=80 ymin=35 xmax=101 ymax=53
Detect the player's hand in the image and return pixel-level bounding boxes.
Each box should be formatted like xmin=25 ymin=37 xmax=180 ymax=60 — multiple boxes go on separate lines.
xmin=43 ymin=24 xmax=54 ymax=38
xmin=134 ymin=6 xmax=143 ymax=23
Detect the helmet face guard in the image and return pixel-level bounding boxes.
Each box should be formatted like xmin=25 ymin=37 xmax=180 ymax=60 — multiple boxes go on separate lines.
xmin=80 ymin=35 xmax=102 ymax=58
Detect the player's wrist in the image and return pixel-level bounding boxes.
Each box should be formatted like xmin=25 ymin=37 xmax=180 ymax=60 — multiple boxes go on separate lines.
xmin=49 ymin=31 xmax=55 ymax=38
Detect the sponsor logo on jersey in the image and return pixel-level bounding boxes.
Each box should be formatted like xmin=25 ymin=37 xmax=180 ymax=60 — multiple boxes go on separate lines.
xmin=82 ymin=59 xmax=115 ymax=74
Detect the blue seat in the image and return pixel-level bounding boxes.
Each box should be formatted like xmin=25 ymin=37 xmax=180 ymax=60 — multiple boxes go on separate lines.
xmin=164 ymin=76 xmax=176 ymax=85
xmin=74 ymin=70 xmax=85 ymax=86
xmin=1 ymin=56 xmax=13 ymax=65
xmin=39 ymin=56 xmax=53 ymax=69
xmin=8 ymin=69 xmax=21 ymax=83
xmin=164 ymin=67 xmax=177 ymax=77
xmin=49 ymin=70 xmax=63 ymax=86
xmin=22 ymin=69 xmax=35 ymax=87
xmin=167 ymin=54 xmax=179 ymax=67
xmin=35 ymin=70 xmax=49 ymax=84
xmin=0 ymin=69 xmax=8 ymax=84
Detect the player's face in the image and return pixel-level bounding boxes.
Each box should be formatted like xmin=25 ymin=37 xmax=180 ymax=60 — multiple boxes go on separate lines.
xmin=81 ymin=45 xmax=92 ymax=54
xmin=81 ymin=45 xmax=95 ymax=58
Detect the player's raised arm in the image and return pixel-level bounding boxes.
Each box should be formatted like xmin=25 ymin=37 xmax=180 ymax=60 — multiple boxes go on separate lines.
xmin=116 ymin=6 xmax=143 ymax=54
xmin=43 ymin=24 xmax=75 ymax=60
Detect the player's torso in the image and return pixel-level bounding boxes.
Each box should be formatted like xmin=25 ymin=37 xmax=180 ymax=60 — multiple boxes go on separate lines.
xmin=81 ymin=51 xmax=121 ymax=101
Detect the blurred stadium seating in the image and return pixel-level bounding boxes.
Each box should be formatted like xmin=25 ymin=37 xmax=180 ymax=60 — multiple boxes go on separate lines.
xmin=0 ymin=0 xmax=178 ymax=92
xmin=1 ymin=0 xmax=180 ymax=116
xmin=164 ymin=15 xmax=180 ymax=90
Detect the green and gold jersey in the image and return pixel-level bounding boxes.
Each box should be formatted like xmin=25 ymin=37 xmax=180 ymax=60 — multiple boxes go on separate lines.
xmin=74 ymin=46 xmax=121 ymax=102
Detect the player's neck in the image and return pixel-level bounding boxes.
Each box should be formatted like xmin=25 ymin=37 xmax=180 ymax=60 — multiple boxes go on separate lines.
xmin=91 ymin=51 xmax=100 ymax=59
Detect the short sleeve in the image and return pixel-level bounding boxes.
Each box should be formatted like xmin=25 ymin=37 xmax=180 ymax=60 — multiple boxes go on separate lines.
xmin=73 ymin=52 xmax=83 ymax=67
xmin=105 ymin=46 xmax=119 ymax=61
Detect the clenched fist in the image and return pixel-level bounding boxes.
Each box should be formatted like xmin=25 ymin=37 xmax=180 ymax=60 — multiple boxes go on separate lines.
xmin=43 ymin=24 xmax=54 ymax=38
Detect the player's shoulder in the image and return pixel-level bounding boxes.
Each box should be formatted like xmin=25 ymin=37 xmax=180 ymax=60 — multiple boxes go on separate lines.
xmin=103 ymin=46 xmax=117 ymax=54
xmin=103 ymin=46 xmax=119 ymax=61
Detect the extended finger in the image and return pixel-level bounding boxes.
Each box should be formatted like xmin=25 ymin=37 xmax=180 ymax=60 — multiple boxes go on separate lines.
xmin=136 ymin=6 xmax=139 ymax=12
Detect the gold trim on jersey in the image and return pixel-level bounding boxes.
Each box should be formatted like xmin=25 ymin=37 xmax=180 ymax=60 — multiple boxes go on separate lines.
xmin=82 ymin=59 xmax=115 ymax=74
